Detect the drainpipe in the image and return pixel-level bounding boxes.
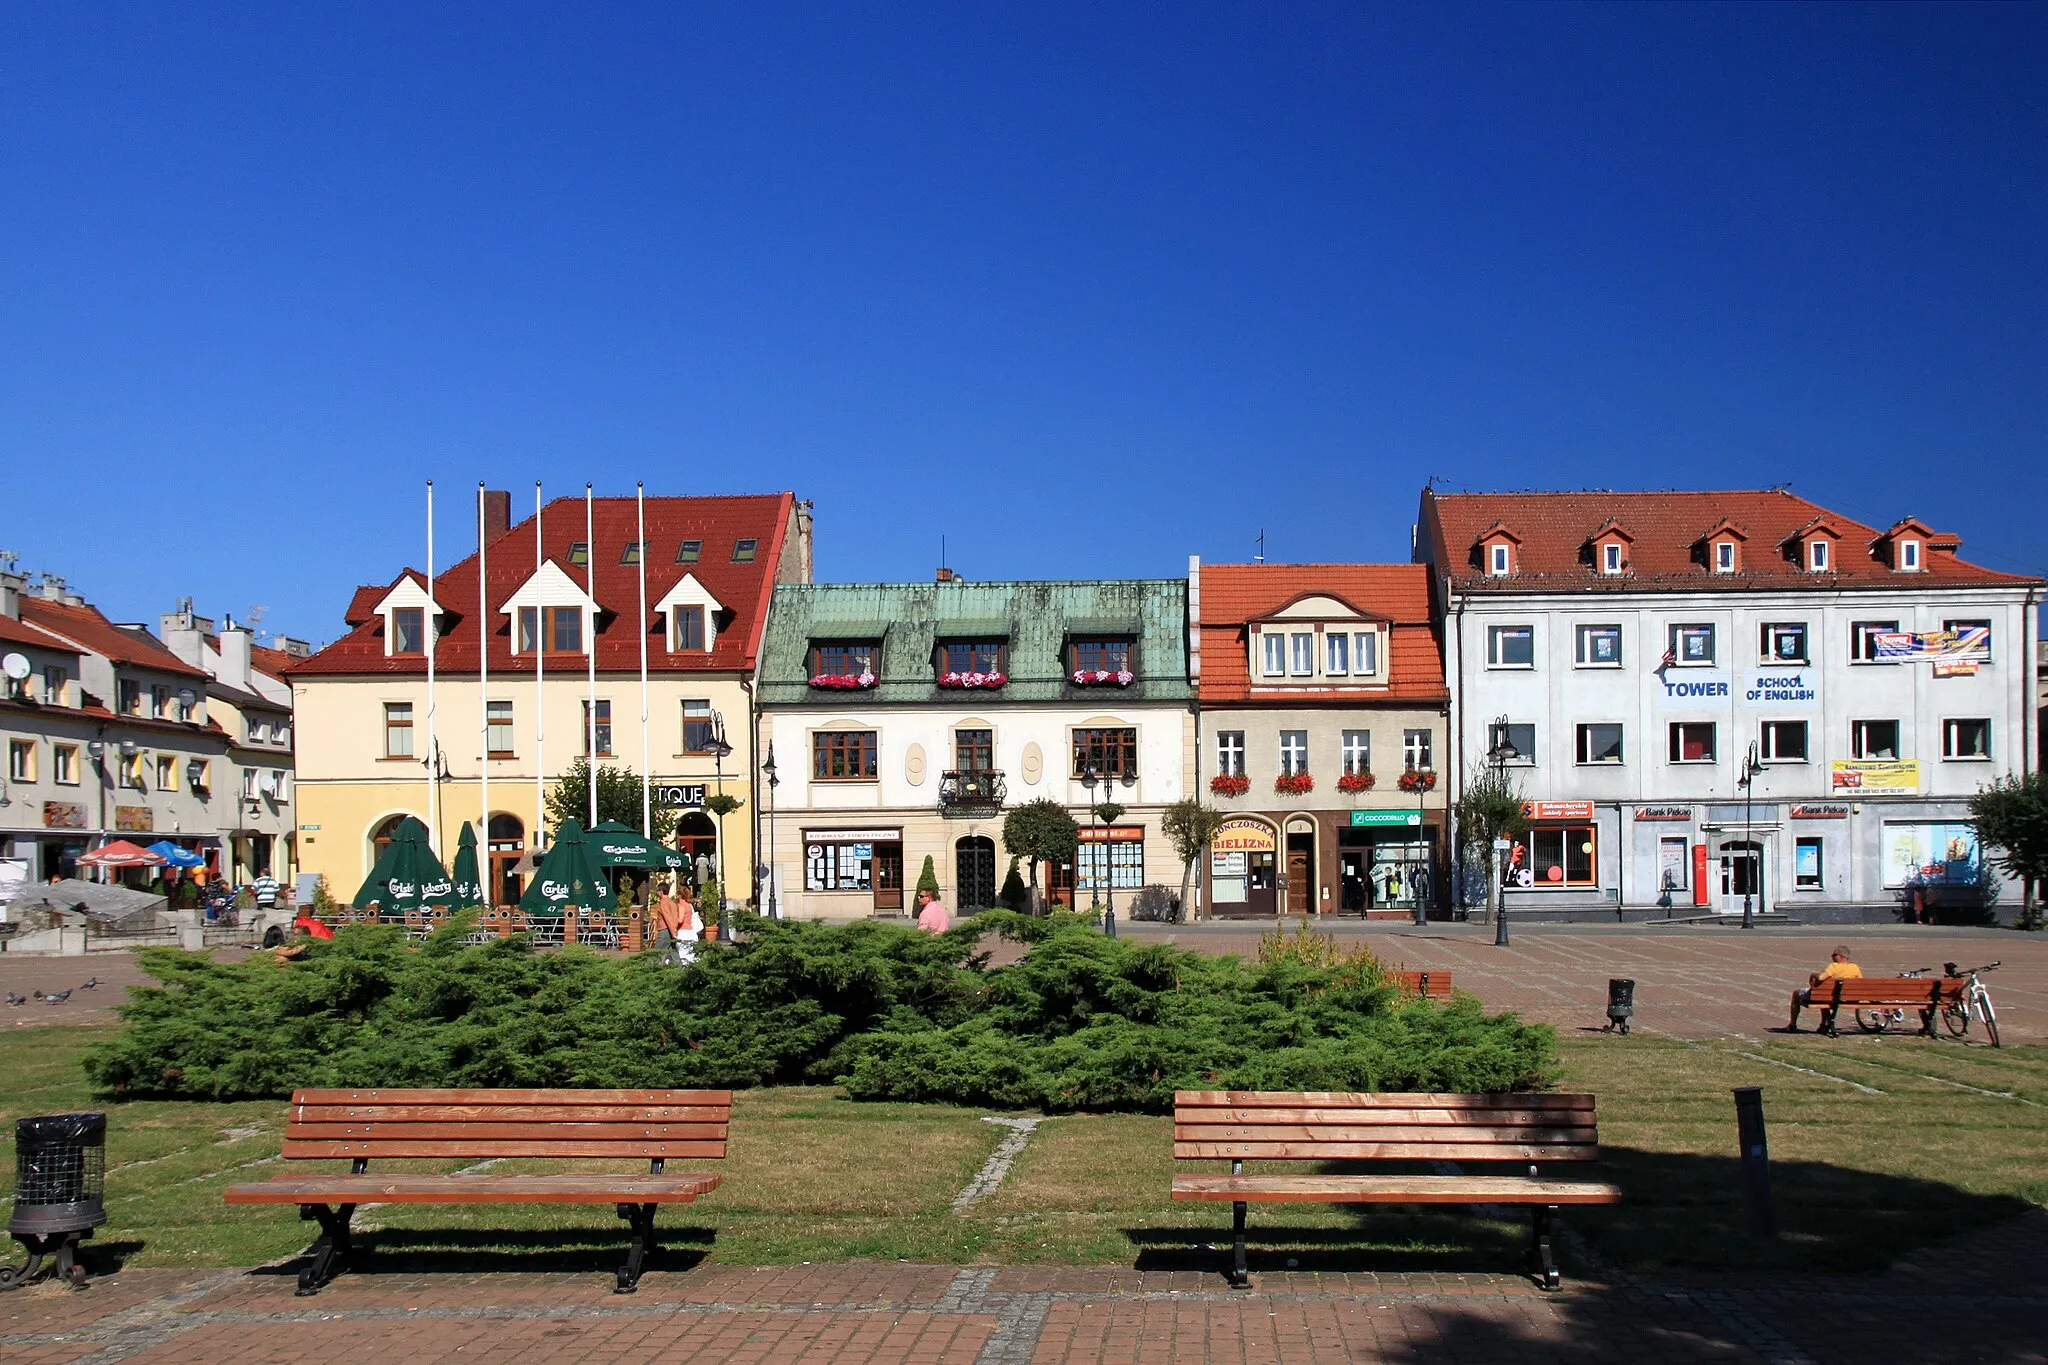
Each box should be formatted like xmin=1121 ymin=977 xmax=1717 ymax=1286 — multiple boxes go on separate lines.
xmin=1451 ymin=594 xmax=1467 ymax=915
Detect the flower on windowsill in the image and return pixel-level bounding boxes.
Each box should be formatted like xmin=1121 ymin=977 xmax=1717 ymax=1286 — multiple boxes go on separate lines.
xmin=1209 ymin=772 xmax=1250 ymax=797
xmin=1336 ymin=770 xmax=1376 ymax=794
xmin=808 ymin=672 xmax=877 ymax=690
xmin=1070 ymin=668 xmax=1136 ymax=687
xmin=938 ymin=670 xmax=1007 ymax=689
xmin=1274 ymin=771 xmax=1314 ymax=796
xmin=1397 ymin=767 xmax=1437 ymax=792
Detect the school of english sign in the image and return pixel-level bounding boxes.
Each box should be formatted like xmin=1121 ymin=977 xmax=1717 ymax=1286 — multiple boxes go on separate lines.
xmin=1654 ymin=669 xmax=1821 ymax=709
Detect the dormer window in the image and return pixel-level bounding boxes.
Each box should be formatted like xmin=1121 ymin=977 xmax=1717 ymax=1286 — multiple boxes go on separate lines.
xmin=673 ymin=605 xmax=705 ymax=651
xmin=391 ymin=607 xmax=425 ymax=655
xmin=375 ymin=575 xmax=443 ymax=658
xmin=1069 ymin=639 xmax=1133 ymax=676
xmin=941 ymin=640 xmax=1005 ymax=674
xmin=1261 ymin=632 xmax=1286 ymax=676
xmin=655 ymin=571 xmax=723 ymax=655
xmin=1714 ymin=542 xmax=1736 ymax=573
xmin=1489 ymin=543 xmax=1511 ymax=576
xmin=1601 ymin=543 xmax=1624 ymax=574
xmin=813 ymin=642 xmax=876 ymax=677
xmin=1809 ymin=539 xmax=1830 ymax=572
xmin=1899 ymin=540 xmax=1921 ymax=571
xmin=517 ymin=606 xmax=583 ymax=654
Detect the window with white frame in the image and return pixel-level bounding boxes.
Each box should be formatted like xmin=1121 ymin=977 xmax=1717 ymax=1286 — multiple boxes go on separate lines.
xmin=1851 ymin=619 xmax=1899 ymax=662
xmin=1852 ymin=719 xmax=1900 ymax=760
xmin=1601 ymin=542 xmax=1624 ymax=574
xmin=1288 ymin=633 xmax=1313 ymax=676
xmin=1575 ymin=723 xmax=1623 ymax=765
xmin=1216 ymin=731 xmax=1245 ymax=777
xmin=241 ymin=767 xmax=257 ymax=799
xmin=7 ymin=739 xmax=32 ymax=783
xmin=1808 ymin=538 xmax=1831 ymax=571
xmin=1899 ymin=539 xmax=1921 ymax=570
xmin=155 ymin=756 xmax=175 ymax=790
xmin=41 ymin=665 xmax=66 ymax=705
xmin=1488 ymin=721 xmax=1535 ymax=765
xmin=1403 ymin=728 xmax=1432 ymax=770
xmin=271 ymin=769 xmax=290 ymax=800
xmin=1487 ymin=625 xmax=1534 ymax=668
xmin=1352 ymin=630 xmax=1378 ymax=675
xmin=1488 ymin=543 xmax=1511 ymax=576
xmin=1714 ymin=541 xmax=1736 ymax=573
xmin=1943 ymin=718 xmax=1990 ymax=760
xmin=1341 ymin=730 xmax=1370 ymax=775
xmin=1278 ymin=730 xmax=1309 ymax=776
xmin=1260 ymin=633 xmax=1286 ymax=677
xmin=1668 ymin=722 xmax=1716 ymax=763
xmin=1668 ymin=624 xmax=1715 ymax=666
xmin=1325 ymin=632 xmax=1348 ymax=675
xmin=52 ymin=744 xmax=77 ymax=785
xmin=119 ymin=752 xmax=146 ymax=788
xmin=1575 ymin=624 xmax=1621 ymax=666
xmin=1760 ymin=720 xmax=1808 ymax=761
xmin=1761 ymin=622 xmax=1808 ymax=663
xmin=487 ymin=700 xmax=515 ymax=755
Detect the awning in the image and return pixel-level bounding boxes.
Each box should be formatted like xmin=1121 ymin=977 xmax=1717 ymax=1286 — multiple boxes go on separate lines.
xmin=76 ymin=840 xmax=167 ymax=869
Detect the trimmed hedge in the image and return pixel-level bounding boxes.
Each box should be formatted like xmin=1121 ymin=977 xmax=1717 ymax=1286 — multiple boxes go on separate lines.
xmin=83 ymin=911 xmax=1555 ymax=1111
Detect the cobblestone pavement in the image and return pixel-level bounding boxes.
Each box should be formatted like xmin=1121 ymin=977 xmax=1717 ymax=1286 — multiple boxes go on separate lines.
xmin=1120 ymin=920 xmax=2048 ymax=1045
xmin=4 ymin=1211 xmax=2045 ymax=1365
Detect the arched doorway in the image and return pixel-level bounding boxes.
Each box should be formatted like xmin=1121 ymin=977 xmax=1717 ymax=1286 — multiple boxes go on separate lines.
xmin=956 ymin=836 xmax=997 ymax=911
xmin=488 ymin=813 xmax=525 ymax=906
xmin=673 ymin=811 xmax=717 ymax=887
xmin=368 ymin=814 xmax=411 ymax=872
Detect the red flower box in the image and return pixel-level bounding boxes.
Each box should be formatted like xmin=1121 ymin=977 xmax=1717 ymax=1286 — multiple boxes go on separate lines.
xmin=809 ymin=672 xmax=877 ymax=690
xmin=937 ymin=670 xmax=1007 ymax=689
xmin=1397 ymin=768 xmax=1438 ymax=792
xmin=1336 ymin=770 xmax=1376 ymax=793
xmin=1209 ymin=773 xmax=1250 ymax=797
xmin=1070 ymin=668 xmax=1136 ymax=687
xmin=1274 ymin=772 xmax=1314 ymax=796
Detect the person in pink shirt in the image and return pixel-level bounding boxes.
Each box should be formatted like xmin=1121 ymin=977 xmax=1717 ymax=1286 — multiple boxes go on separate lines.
xmin=915 ymin=888 xmax=951 ymax=933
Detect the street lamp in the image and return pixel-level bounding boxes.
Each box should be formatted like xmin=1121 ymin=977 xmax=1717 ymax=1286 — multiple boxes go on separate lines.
xmin=762 ymin=745 xmax=780 ymax=921
xmin=708 ymin=712 xmax=735 ymax=941
xmin=1488 ymin=719 xmax=1520 ymax=948
xmin=1737 ymin=742 xmax=1765 ymax=930
xmin=1079 ymin=760 xmax=1110 ymax=936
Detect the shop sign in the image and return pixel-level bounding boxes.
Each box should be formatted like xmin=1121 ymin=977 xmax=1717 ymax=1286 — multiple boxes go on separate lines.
xmin=1521 ymin=800 xmax=1595 ymax=821
xmin=1655 ymin=671 xmax=1731 ymax=707
xmin=1211 ymin=818 xmax=1276 ymax=854
xmin=1790 ymin=803 xmax=1851 ymax=819
xmin=42 ymin=801 xmax=86 ymax=829
xmin=1080 ymin=826 xmax=1144 ymax=842
xmin=299 ymin=823 xmax=321 ymax=831
xmin=1633 ymin=805 xmax=1691 ymax=821
xmin=1831 ymin=759 xmax=1920 ymax=793
xmin=1210 ymin=851 xmax=1246 ymax=877
xmin=114 ymin=805 xmax=153 ymax=833
xmin=1349 ymin=809 xmax=1422 ymax=828
xmin=1740 ymin=670 xmax=1819 ymax=707
xmin=1933 ymin=659 xmax=1978 ymax=678
xmin=800 ymin=828 xmax=900 ymax=843
xmin=652 ymin=784 xmax=707 ymax=807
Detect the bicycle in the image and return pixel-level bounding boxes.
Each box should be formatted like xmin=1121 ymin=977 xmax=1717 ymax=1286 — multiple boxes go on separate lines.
xmin=1940 ymin=961 xmax=2002 ymax=1048
xmin=1855 ymin=967 xmax=1934 ymax=1034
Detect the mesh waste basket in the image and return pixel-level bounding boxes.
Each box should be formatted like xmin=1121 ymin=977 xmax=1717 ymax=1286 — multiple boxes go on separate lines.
xmin=3 ymin=1113 xmax=107 ymax=1289
xmin=1603 ymin=979 xmax=1636 ymax=1035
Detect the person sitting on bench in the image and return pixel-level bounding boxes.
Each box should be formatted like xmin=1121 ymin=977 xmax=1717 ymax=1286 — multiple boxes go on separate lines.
xmin=1788 ymin=946 xmax=1861 ymax=1030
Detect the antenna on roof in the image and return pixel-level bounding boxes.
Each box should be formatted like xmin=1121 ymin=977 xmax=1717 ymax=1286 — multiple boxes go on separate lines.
xmin=247 ymin=605 xmax=267 ymax=630
xmin=1253 ymin=531 xmax=1265 ymax=564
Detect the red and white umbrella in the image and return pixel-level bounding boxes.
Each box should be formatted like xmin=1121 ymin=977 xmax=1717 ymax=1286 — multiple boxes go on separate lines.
xmin=75 ymin=840 xmax=168 ymax=869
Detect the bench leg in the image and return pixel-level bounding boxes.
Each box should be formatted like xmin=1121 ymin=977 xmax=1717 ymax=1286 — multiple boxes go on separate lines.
xmin=296 ymin=1204 xmax=355 ymax=1296
xmin=615 ymin=1202 xmax=659 ymax=1294
xmin=1527 ymin=1205 xmax=1559 ymax=1291
xmin=1818 ymin=1006 xmax=1839 ymax=1038
xmin=1228 ymin=1201 xmax=1250 ymax=1290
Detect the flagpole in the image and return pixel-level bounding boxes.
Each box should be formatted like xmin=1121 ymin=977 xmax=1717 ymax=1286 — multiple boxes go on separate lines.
xmin=534 ymin=482 xmax=545 ymax=853
xmin=637 ymin=482 xmax=651 ymax=838
xmin=585 ymin=482 xmax=599 ymax=828
xmin=477 ymin=482 xmax=491 ymax=905
xmin=426 ymin=480 xmax=440 ymax=854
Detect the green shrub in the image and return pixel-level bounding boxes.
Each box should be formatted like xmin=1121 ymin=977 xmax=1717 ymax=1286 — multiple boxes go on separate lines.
xmin=84 ymin=911 xmax=1555 ymax=1112
xmin=915 ymin=855 xmax=941 ymax=898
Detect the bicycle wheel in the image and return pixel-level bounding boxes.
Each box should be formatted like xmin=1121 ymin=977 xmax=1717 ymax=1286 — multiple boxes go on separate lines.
xmin=1942 ymin=1002 xmax=1971 ymax=1038
xmin=1855 ymin=1009 xmax=1893 ymax=1034
xmin=1981 ymin=1001 xmax=2000 ymax=1049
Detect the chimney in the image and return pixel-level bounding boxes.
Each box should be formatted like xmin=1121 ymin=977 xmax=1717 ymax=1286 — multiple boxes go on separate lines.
xmin=483 ymin=489 xmax=512 ymax=543
xmin=218 ymin=621 xmax=255 ymax=691
xmin=935 ymin=567 xmax=954 ymax=583
xmin=158 ymin=600 xmax=215 ymax=668
xmin=776 ymin=497 xmax=815 ymax=586
xmin=274 ymin=636 xmax=314 ymax=659
xmin=0 ymin=570 xmax=21 ymax=621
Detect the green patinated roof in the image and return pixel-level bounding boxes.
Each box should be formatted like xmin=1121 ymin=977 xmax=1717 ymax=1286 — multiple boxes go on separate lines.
xmin=758 ymin=579 xmax=1192 ymax=706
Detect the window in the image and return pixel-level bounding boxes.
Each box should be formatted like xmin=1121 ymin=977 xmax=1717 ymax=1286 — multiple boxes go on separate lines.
xmin=391 ymin=607 xmax=425 ymax=655
xmin=673 ymin=605 xmax=706 ymax=651
xmin=1489 ymin=721 xmax=1536 ymax=765
xmin=487 ymin=700 xmax=515 ymax=755
xmin=682 ymin=699 xmax=716 ymax=753
xmin=805 ymin=839 xmax=875 ymax=892
xmin=1487 ymin=625 xmax=1534 ymax=668
xmin=151 ymin=685 xmax=171 ymax=717
xmin=1659 ymin=835 xmax=1689 ymax=893
xmin=955 ymin=728 xmax=993 ymax=772
xmin=582 ymin=699 xmax=613 ymax=757
xmin=1575 ymin=723 xmax=1623 ymax=765
xmin=675 ymin=539 xmax=701 ymax=564
xmin=1668 ymin=722 xmax=1716 ymax=763
xmin=1943 ymin=618 xmax=1993 ymax=661
xmin=7 ymin=739 xmax=32 ymax=783
xmin=1216 ymin=731 xmax=1245 ymax=777
xmin=155 ymin=756 xmax=175 ymax=790
xmin=813 ymin=642 xmax=872 ymax=676
xmin=1352 ymin=631 xmax=1378 ymax=676
xmin=1070 ymin=639 xmax=1131 ymax=673
xmin=52 ymin=744 xmax=77 ymax=785
xmin=620 ymin=541 xmax=642 ymax=565
xmin=1488 ymin=543 xmax=1511 ymax=576
xmin=813 ymin=730 xmax=878 ymax=780
xmin=1793 ymin=837 xmax=1824 ymax=891
xmin=1762 ymin=622 xmax=1808 ymax=663
xmin=41 ymin=664 xmax=65 ymax=704
xmin=1077 ymin=830 xmax=1144 ymax=892
xmin=1669 ymin=624 xmax=1715 ymax=666
xmin=117 ymin=679 xmax=141 ymax=715
xmin=1714 ymin=541 xmax=1736 ymax=573
xmin=1899 ymin=540 xmax=1920 ymax=571
xmin=1341 ymin=730 xmax=1370 ymax=775
xmin=1072 ymin=727 xmax=1138 ymax=779
xmin=732 ymin=538 xmax=758 ymax=562
xmin=120 ymin=752 xmax=145 ymax=789
xmin=1944 ymin=719 xmax=1991 ymax=760
xmin=1852 ymin=720 xmax=1900 ymax=760
xmin=271 ymin=770 xmax=290 ymax=801
xmin=517 ymin=605 xmax=583 ymax=653
xmin=1809 ymin=539 xmax=1830 ymax=571
xmin=189 ymin=760 xmax=209 ymax=791
xmin=1575 ymin=625 xmax=1622 ymax=667
xmin=1279 ymin=730 xmax=1309 ymax=776
xmin=942 ymin=640 xmax=1005 ymax=675
xmin=1601 ymin=542 xmax=1624 ymax=574
xmin=242 ymin=767 xmax=257 ymax=800
xmin=1528 ymin=825 xmax=1597 ymax=887
xmin=568 ymin=541 xmax=589 ymax=566
xmin=1403 ymin=729 xmax=1432 ymax=770
xmin=1288 ymin=633 xmax=1313 ymax=676
xmin=1261 ymin=633 xmax=1286 ymax=677
xmin=176 ymin=692 xmax=195 ymax=722
xmin=1760 ymin=720 xmax=1808 ymax=761
xmin=1325 ymin=633 xmax=1348 ymax=675
xmin=384 ymin=702 xmax=415 ymax=758
xmin=1851 ymin=620 xmax=1899 ymax=662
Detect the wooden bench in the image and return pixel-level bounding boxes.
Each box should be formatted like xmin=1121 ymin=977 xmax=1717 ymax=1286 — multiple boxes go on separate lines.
xmin=224 ymin=1088 xmax=730 ymax=1295
xmin=1172 ymin=1090 xmax=1620 ymax=1290
xmin=1799 ymin=976 xmax=1965 ymax=1038
xmin=1389 ymin=970 xmax=1453 ymax=1000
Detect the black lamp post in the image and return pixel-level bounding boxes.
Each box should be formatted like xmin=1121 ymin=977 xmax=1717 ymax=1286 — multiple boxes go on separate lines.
xmin=761 ymin=745 xmax=779 ymax=921
xmin=1489 ymin=719 xmax=1520 ymax=948
xmin=708 ymin=713 xmax=734 ymax=941
xmin=1738 ymin=741 xmax=1765 ymax=930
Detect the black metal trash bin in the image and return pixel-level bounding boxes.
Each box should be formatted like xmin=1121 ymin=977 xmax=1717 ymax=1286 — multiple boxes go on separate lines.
xmin=1603 ymin=978 xmax=1636 ymax=1035
xmin=3 ymin=1113 xmax=107 ymax=1289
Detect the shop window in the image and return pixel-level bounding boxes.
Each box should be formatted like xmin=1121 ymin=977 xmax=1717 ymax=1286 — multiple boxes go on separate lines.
xmin=813 ymin=730 xmax=879 ymax=780
xmin=517 ymin=606 xmax=584 ymax=654
xmin=582 ymin=699 xmax=613 ymax=757
xmin=1529 ymin=825 xmax=1597 ymax=887
xmin=1575 ymin=625 xmax=1621 ymax=667
xmin=1402 ymin=729 xmax=1432 ymax=771
xmin=1341 ymin=731 xmax=1370 ymax=775
xmin=52 ymin=744 xmax=77 ymax=785
xmin=1487 ymin=625 xmax=1534 ymax=668
xmin=1216 ymin=731 xmax=1245 ymax=777
xmin=1070 ymin=639 xmax=1131 ymax=673
xmin=1943 ymin=719 xmax=1990 ymax=760
xmin=1852 ymin=720 xmax=1900 ymax=760
xmin=731 ymin=538 xmax=758 ymax=562
xmin=682 ymin=700 xmax=716 ymax=754
xmin=1668 ymin=722 xmax=1716 ymax=764
xmin=1288 ymin=632 xmax=1313 ymax=676
xmin=1575 ymin=723 xmax=1623 ymax=765
xmin=7 ymin=740 xmax=32 ymax=783
xmin=1795 ymin=837 xmax=1825 ymax=890
xmin=487 ymin=700 xmax=515 ymax=756
xmin=811 ymin=641 xmax=873 ymax=676
xmin=1489 ymin=722 xmax=1536 ymax=766
xmin=384 ymin=702 xmax=414 ymax=758
xmin=1260 ymin=633 xmax=1286 ymax=677
xmin=1762 ymin=622 xmax=1808 ymax=664
xmin=1942 ymin=618 xmax=1993 ymax=661
xmin=1077 ymin=829 xmax=1144 ymax=892
xmin=1668 ymin=624 xmax=1715 ymax=667
xmin=805 ymin=839 xmax=874 ymax=891
xmin=940 ymin=640 xmax=1005 ymax=676
xmin=955 ymin=728 xmax=993 ymax=772
xmin=1279 ymin=730 xmax=1309 ymax=776
xmin=156 ymin=756 xmax=176 ymax=790
xmin=675 ymin=539 xmax=701 ymax=563
xmin=620 ymin=541 xmax=642 ymax=565
xmin=673 ymin=605 xmax=706 ymax=651
xmin=391 ymin=607 xmax=425 ymax=655
xmin=1073 ymin=727 xmax=1138 ymax=779
xmin=1851 ymin=620 xmax=1898 ymax=663
xmin=1760 ymin=720 xmax=1808 ymax=762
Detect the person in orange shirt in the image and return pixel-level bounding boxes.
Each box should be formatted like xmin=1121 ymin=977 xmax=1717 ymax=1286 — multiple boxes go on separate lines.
xmin=1787 ymin=946 xmax=1862 ymax=1030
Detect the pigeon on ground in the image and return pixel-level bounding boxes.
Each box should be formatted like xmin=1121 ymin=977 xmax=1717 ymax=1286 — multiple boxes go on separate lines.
xmin=5 ymin=993 xmax=24 ymax=1007
xmin=81 ymin=977 xmax=98 ymax=990
xmin=45 ymin=988 xmax=72 ymax=1004
xmin=32 ymin=989 xmax=44 ymax=1001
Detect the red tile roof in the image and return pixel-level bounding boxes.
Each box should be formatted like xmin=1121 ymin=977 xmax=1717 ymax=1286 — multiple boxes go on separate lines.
xmin=0 ymin=613 xmax=79 ymax=653
xmin=287 ymin=493 xmax=795 ymax=677
xmin=19 ymin=599 xmax=210 ymax=678
xmin=1422 ymin=489 xmax=2037 ymax=592
xmin=1197 ymin=563 xmax=1447 ymax=705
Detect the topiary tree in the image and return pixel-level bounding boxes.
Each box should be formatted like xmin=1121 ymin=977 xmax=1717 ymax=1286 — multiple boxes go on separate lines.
xmin=545 ymin=758 xmax=680 ymax=842
xmin=1970 ymin=772 xmax=2048 ymax=928
xmin=1002 ymin=798 xmax=1079 ymax=914
xmin=915 ymin=854 xmax=941 ymax=900
xmin=998 ymin=856 xmax=1028 ymax=911
xmin=1161 ymin=798 xmax=1227 ymax=922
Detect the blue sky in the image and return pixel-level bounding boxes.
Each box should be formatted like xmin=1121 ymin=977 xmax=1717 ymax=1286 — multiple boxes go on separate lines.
xmin=4 ymin=3 xmax=2043 ymax=645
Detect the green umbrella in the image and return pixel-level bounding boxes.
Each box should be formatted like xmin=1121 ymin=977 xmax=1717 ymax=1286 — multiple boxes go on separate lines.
xmin=448 ymin=821 xmax=485 ymax=909
xmin=352 ymin=816 xmax=453 ymax=913
xmin=587 ymin=820 xmax=686 ymax=871
xmin=518 ymin=818 xmax=617 ymax=917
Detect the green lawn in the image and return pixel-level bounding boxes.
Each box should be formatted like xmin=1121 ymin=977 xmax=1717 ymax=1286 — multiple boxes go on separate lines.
xmin=3 ymin=1025 xmax=2042 ymax=1279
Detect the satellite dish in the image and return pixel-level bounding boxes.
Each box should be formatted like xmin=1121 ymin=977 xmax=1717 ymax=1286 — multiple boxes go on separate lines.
xmin=177 ymin=688 xmax=197 ymax=709
xmin=1 ymin=653 xmax=29 ymax=681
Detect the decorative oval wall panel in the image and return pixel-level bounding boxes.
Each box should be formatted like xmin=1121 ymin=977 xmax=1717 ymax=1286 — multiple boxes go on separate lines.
xmin=905 ymin=743 xmax=927 ymax=786
xmin=1020 ymin=742 xmax=1043 ymax=785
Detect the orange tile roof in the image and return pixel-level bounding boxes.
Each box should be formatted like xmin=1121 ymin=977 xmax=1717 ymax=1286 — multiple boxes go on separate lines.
xmin=1197 ymin=563 xmax=1447 ymax=705
xmin=0 ymin=613 xmax=78 ymax=653
xmin=19 ymin=599 xmax=210 ymax=679
xmin=1422 ymin=489 xmax=2037 ymax=592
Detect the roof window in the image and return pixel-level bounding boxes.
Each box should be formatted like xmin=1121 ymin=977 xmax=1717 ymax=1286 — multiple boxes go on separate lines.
xmin=732 ymin=538 xmax=758 ymax=563
xmin=568 ymin=541 xmax=589 ymax=566
xmin=676 ymin=540 xmax=702 ymax=564
xmin=620 ymin=542 xmax=642 ymax=565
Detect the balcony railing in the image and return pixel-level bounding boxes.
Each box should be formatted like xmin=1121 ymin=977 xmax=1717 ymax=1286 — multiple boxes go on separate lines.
xmin=939 ymin=768 xmax=1006 ymax=814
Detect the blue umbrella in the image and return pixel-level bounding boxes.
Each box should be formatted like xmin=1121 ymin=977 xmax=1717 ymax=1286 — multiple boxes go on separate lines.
xmin=145 ymin=841 xmax=205 ymax=868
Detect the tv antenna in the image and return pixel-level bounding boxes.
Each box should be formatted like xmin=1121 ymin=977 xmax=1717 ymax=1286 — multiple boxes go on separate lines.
xmin=1253 ymin=531 xmax=1265 ymax=564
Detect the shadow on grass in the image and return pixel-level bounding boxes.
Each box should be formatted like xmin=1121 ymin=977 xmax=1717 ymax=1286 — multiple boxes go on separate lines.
xmin=71 ymin=1239 xmax=145 ymax=1276
xmin=250 ymin=1224 xmax=717 ymax=1281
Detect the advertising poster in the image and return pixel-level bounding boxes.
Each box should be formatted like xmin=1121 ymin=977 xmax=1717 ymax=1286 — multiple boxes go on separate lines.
xmin=1872 ymin=626 xmax=1991 ymax=663
xmin=1830 ymin=759 xmax=1920 ymax=793
xmin=1882 ymin=822 xmax=1982 ymax=888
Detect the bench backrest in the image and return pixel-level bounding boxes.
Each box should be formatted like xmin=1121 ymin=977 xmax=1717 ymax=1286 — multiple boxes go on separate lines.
xmin=1817 ymin=978 xmax=1964 ymax=1005
xmin=1174 ymin=1091 xmax=1599 ymax=1164
xmin=282 ymin=1088 xmax=733 ymax=1162
xmin=1389 ymin=970 xmax=1452 ymax=1000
